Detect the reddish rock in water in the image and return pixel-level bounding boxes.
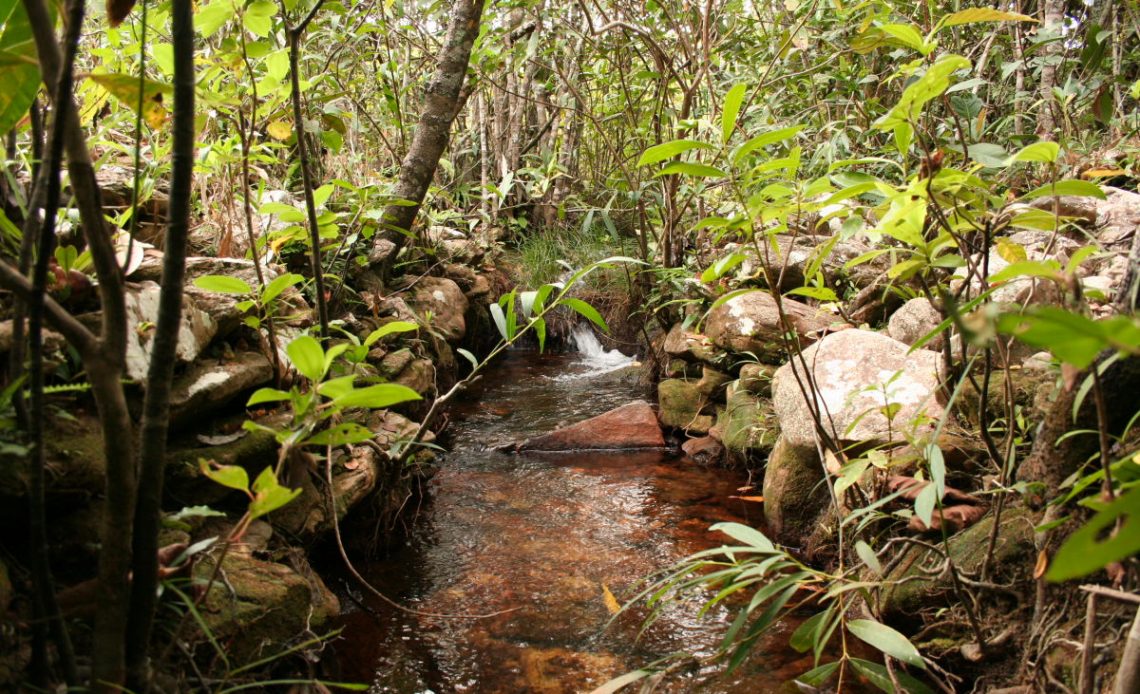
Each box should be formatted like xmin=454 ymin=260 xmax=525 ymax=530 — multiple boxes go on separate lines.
xmin=681 ymin=435 xmax=725 ymax=465
xmin=515 ymin=400 xmax=665 ymax=451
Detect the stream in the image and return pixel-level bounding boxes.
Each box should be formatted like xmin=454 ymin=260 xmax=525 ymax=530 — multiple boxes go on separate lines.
xmin=333 ymin=328 xmax=816 ymax=693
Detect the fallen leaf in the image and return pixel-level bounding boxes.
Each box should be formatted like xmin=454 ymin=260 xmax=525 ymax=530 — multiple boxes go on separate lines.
xmin=601 ymin=583 xmax=621 ymax=615
xmin=728 ymin=495 xmax=765 ymax=503
xmin=268 ymin=120 xmax=293 ymax=140
xmin=908 ymin=504 xmax=987 ymax=534
xmin=1033 ymin=549 xmax=1048 ymax=579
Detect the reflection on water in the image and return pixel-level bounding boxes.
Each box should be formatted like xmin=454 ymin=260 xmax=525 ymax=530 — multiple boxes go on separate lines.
xmin=334 ymin=348 xmax=818 ymax=693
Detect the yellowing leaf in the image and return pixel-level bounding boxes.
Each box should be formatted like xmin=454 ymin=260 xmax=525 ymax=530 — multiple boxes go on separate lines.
xmin=268 ymin=120 xmax=293 ymax=140
xmin=86 ymin=72 xmax=172 ymax=129
xmin=601 ymin=583 xmax=621 ymax=615
xmin=1033 ymin=549 xmax=1048 ymax=579
xmin=996 ymin=238 xmax=1027 ymax=263
xmin=941 ymin=8 xmax=1036 ymax=28
xmin=1082 ymin=168 xmax=1127 ymax=179
xmin=728 ymin=495 xmax=765 ymax=503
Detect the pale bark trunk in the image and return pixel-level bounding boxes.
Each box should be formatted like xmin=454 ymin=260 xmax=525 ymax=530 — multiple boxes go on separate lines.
xmin=1036 ymin=0 xmax=1065 ymax=137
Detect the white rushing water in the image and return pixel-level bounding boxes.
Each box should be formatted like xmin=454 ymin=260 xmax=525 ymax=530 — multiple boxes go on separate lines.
xmin=552 ymin=323 xmax=636 ymax=380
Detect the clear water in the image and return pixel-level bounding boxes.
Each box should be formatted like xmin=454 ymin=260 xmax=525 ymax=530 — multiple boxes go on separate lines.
xmin=333 ymin=344 xmax=820 ymax=693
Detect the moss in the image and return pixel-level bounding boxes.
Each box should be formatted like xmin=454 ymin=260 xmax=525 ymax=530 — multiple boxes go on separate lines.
xmin=955 ymin=367 xmax=1056 ymax=430
xmin=657 ymin=378 xmax=713 ymax=433
xmin=165 ymin=426 xmax=279 ymax=505
xmin=716 ymin=385 xmax=778 ymax=460
xmin=762 ymin=436 xmax=828 ymax=546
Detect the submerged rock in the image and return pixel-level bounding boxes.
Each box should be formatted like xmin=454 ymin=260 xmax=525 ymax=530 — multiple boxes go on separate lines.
xmin=516 ymin=400 xmax=665 ymax=451
xmin=682 ymin=435 xmax=725 ymax=465
xmin=704 ymin=291 xmax=828 ymax=364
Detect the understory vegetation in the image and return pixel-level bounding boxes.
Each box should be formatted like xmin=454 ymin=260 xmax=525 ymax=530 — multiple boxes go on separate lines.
xmin=0 ymin=0 xmax=1139 ymax=691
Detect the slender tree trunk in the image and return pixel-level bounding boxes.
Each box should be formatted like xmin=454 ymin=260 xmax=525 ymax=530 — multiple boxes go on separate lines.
xmin=374 ymin=0 xmax=486 ymax=277
xmin=1036 ymin=0 xmax=1065 ymax=137
xmin=124 ymin=0 xmax=194 ymax=688
xmin=477 ymin=91 xmax=492 ymax=221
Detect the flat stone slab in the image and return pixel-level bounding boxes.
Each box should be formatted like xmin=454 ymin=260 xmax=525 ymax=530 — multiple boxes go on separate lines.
xmin=513 ymin=400 xmax=666 ymax=452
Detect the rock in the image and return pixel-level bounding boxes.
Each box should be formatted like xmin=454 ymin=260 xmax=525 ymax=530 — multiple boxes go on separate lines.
xmin=1094 ymin=187 xmax=1140 ymax=247
xmin=881 ymin=507 xmax=1035 ymax=623
xmin=663 ymin=323 xmax=722 ymax=364
xmin=0 ymin=320 xmax=66 ymax=354
xmin=393 ymin=358 xmax=436 ymax=397
xmin=705 ymin=291 xmax=828 ymax=364
xmin=466 ymin=273 xmax=492 ymax=302
xmin=108 ymin=282 xmax=217 ymax=381
xmin=736 ymin=235 xmax=888 ymax=292
xmin=165 ymin=417 xmax=281 ymax=505
xmin=657 ymin=379 xmax=714 ymax=434
xmin=738 ymin=362 xmax=778 ymax=397
xmin=270 ymin=443 xmax=385 ymax=538
xmin=442 ymin=262 xmax=478 ymax=291
xmin=517 ymin=401 xmax=665 ymax=451
xmin=695 ymin=365 xmax=731 ymax=398
xmin=195 ymin=549 xmax=339 ymax=663
xmin=368 ymin=409 xmax=434 ymax=450
xmin=772 ymin=329 xmax=946 ymax=451
xmin=682 ymin=435 xmax=725 ymax=464
xmin=716 ymin=384 xmax=779 ymax=460
xmin=954 ymin=364 xmax=1056 ymax=430
xmin=378 ymin=347 xmax=415 ymax=377
xmin=888 ymin=297 xmax=943 ymax=349
xmin=762 ymin=435 xmax=829 ymax=546
xmin=664 ymin=358 xmax=701 ymax=378
xmin=405 ymin=277 xmax=468 ymax=343
xmin=168 ymin=351 xmax=273 ymax=425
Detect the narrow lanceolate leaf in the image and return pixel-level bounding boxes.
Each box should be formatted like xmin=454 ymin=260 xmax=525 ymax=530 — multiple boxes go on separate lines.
xmin=656 ymin=162 xmax=728 ymax=179
xmin=721 ymin=82 xmax=747 ymax=144
xmin=847 ymin=619 xmax=926 ymax=668
xmin=561 ymin=298 xmax=608 ymax=332
xmin=195 ymin=274 xmax=252 ymax=295
xmin=1021 ymin=180 xmax=1106 ymax=201
xmin=636 ymin=139 xmax=714 ymax=167
xmin=332 ymin=383 xmax=422 ymax=410
xmin=941 ymin=8 xmax=1036 ymax=28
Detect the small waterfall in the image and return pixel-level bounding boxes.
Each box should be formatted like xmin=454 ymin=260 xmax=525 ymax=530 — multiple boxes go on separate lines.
xmin=560 ymin=323 xmax=635 ymax=378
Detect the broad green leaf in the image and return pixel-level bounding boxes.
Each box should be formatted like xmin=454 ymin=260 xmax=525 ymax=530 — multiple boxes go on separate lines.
xmin=306 ymin=422 xmax=374 ymax=446
xmin=198 ymin=459 xmax=249 ymax=492
xmin=790 ymin=610 xmax=829 ymax=653
xmin=878 ymin=23 xmax=929 ymax=54
xmin=998 ymin=307 xmax=1136 ymax=368
xmin=721 ymin=83 xmax=747 ymax=144
xmin=1009 ymin=141 xmax=1060 ymax=164
xmin=247 ymin=387 xmax=292 ymax=406
xmin=700 ymin=253 xmax=746 ymax=283
xmin=248 ymin=476 xmax=302 ymax=519
xmin=963 ymin=142 xmax=1009 ymax=168
xmin=194 ymin=275 xmax=252 ymax=295
xmin=363 ymin=320 xmax=418 ymax=347
xmin=242 ymin=0 xmax=277 ymax=37
xmin=261 ymin=273 xmax=303 ymax=304
xmin=636 ymin=139 xmax=714 ymax=167
xmin=534 ymin=316 xmax=547 ymax=353
xmin=785 ymin=286 xmax=838 ymax=302
xmin=711 ymin=521 xmax=775 ymax=551
xmin=988 ymin=259 xmax=1062 ymax=283
xmin=1048 ymin=484 xmax=1140 ymax=581
xmin=562 ymin=297 xmax=608 ymax=332
xmin=0 ymin=0 xmax=41 ymax=136
xmin=1021 ymin=180 xmax=1106 ymax=201
xmin=941 ymin=8 xmax=1036 ymax=28
xmin=286 ymin=335 xmax=326 ymax=382
xmin=316 ymin=375 xmax=355 ymax=400
xmin=195 ymin=0 xmax=236 ymax=36
xmin=856 ymin=540 xmax=882 ymax=575
xmin=732 ymin=125 xmax=803 ymax=165
xmin=332 ymin=383 xmax=422 ymax=410
xmin=656 ymin=162 xmax=728 ymax=179
xmin=847 ymin=619 xmax=925 ymax=668
xmin=876 ymin=54 xmax=971 ymax=129
xmin=914 ymin=483 xmax=938 ymax=528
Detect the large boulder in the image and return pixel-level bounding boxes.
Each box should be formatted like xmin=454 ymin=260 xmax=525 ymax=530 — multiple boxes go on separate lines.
xmin=762 ymin=435 xmax=829 ymax=546
xmin=887 ymin=297 xmax=943 ymax=349
xmin=772 ymin=329 xmax=946 ymax=451
xmin=269 ymin=442 xmax=386 ymax=538
xmin=657 ymin=379 xmax=714 ymax=434
xmin=517 ymin=401 xmax=665 ymax=451
xmin=195 ymin=547 xmax=339 ymax=663
xmin=405 ymin=277 xmax=468 ymax=344
xmin=715 ymin=384 xmax=778 ymax=460
xmin=705 ymin=291 xmax=828 ymax=364
xmin=662 ymin=323 xmax=723 ymax=364
xmin=110 ymin=282 xmax=217 ymax=381
xmin=738 ymin=235 xmax=889 ymax=292
xmin=168 ymin=351 xmax=274 ymax=426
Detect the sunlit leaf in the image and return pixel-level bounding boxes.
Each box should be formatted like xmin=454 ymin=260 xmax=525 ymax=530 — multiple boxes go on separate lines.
xmin=941 ymin=8 xmax=1036 ymax=28
xmin=198 ymin=459 xmax=249 ymax=492
xmin=847 ymin=619 xmax=925 ymax=668
xmin=1020 ymin=180 xmax=1106 ymax=201
xmin=1008 ymin=141 xmax=1060 ymax=164
xmin=1048 ymin=485 xmax=1140 ymax=581
xmin=721 ymin=82 xmax=747 ymax=144
xmin=636 ymin=139 xmax=714 ymax=167
xmin=194 ymin=274 xmax=252 ymax=295
xmin=287 ymin=335 xmax=326 ymax=382
xmin=268 ymin=120 xmax=293 ymax=140
xmin=332 ymin=383 xmax=422 ymax=410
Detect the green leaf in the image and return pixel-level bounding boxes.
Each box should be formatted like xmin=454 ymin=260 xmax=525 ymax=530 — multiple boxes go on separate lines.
xmin=1021 ymin=180 xmax=1106 ymax=201
xmin=1009 ymin=141 xmax=1060 ymax=164
xmin=636 ymin=139 xmax=714 ymax=167
xmin=941 ymin=8 xmax=1036 ymax=28
xmin=534 ymin=316 xmax=547 ymax=353
xmin=988 ymin=259 xmax=1062 ymax=284
xmin=306 ymin=422 xmax=374 ymax=447
xmin=242 ymin=0 xmax=277 ymax=37
xmin=246 ymin=387 xmax=292 ymax=406
xmin=316 ymin=375 xmax=356 ymax=400
xmin=656 ymin=162 xmax=728 ymax=179
xmin=877 ymin=23 xmax=928 ymax=54
xmin=785 ymin=286 xmax=839 ymax=302
xmin=332 ymin=383 xmax=422 ymax=410
xmin=914 ymin=483 xmax=938 ymax=528
xmin=194 ymin=275 xmax=252 ymax=295
xmin=847 ymin=619 xmax=925 ymax=668
xmin=710 ymin=521 xmax=775 ymax=552
xmin=456 ymin=348 xmax=478 ymax=369
xmin=195 ymin=0 xmax=236 ymax=36
xmin=261 ymin=273 xmax=303 ymax=304
xmin=561 ymin=297 xmax=608 ymax=332
xmin=850 ymin=658 xmax=933 ymax=694
xmin=876 ymin=54 xmax=971 ymax=129
xmin=363 ymin=321 xmax=418 ymax=347
xmin=286 ymin=335 xmax=326 ymax=382
xmin=790 ymin=610 xmax=829 ymax=653
xmin=856 ymin=540 xmax=882 ymax=576
xmin=490 ymin=297 xmax=511 ymax=341
xmin=248 ymin=468 xmax=302 ymax=519
xmin=732 ymin=125 xmax=803 ymax=165
xmin=721 ymin=83 xmax=747 ymax=144
xmin=198 ymin=459 xmax=249 ymax=492
xmin=0 ymin=0 xmax=42 ymax=137
xmin=700 ymin=253 xmax=746 ymax=283
xmin=963 ymin=142 xmax=1009 ymax=168
xmin=997 ymin=307 xmax=1134 ymax=369
xmin=796 ymin=661 xmax=839 ymax=687
xmin=1048 ymin=484 xmax=1140 ymax=581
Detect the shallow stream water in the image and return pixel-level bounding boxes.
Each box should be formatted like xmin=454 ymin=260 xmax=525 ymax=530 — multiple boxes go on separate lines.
xmin=334 ymin=331 xmax=819 ymax=693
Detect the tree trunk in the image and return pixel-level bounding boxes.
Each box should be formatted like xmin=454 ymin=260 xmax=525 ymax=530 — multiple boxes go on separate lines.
xmin=1036 ymin=0 xmax=1064 ymax=137
xmin=374 ymin=0 xmax=486 ymax=276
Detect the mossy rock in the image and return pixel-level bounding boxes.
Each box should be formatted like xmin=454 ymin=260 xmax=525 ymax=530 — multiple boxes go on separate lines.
xmin=880 ymin=506 xmax=1036 ymax=623
xmin=165 ymin=425 xmax=280 ymax=506
xmin=716 ymin=384 xmax=778 ymax=460
xmin=762 ymin=435 xmax=828 ymax=547
xmin=195 ymin=549 xmax=339 ymax=664
xmin=955 ymin=366 xmax=1056 ymax=430
xmin=657 ymin=378 xmax=713 ymax=433
xmin=696 ymin=365 xmax=732 ymax=399
xmin=738 ymin=362 xmax=778 ymax=397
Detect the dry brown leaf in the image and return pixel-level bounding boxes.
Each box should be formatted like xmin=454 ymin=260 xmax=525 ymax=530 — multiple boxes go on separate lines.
xmin=908 ymin=504 xmax=987 ymax=534
xmin=728 ymin=495 xmax=765 ymax=503
xmin=1033 ymin=549 xmax=1048 ymax=579
xmin=601 ymin=583 xmax=621 ymax=615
